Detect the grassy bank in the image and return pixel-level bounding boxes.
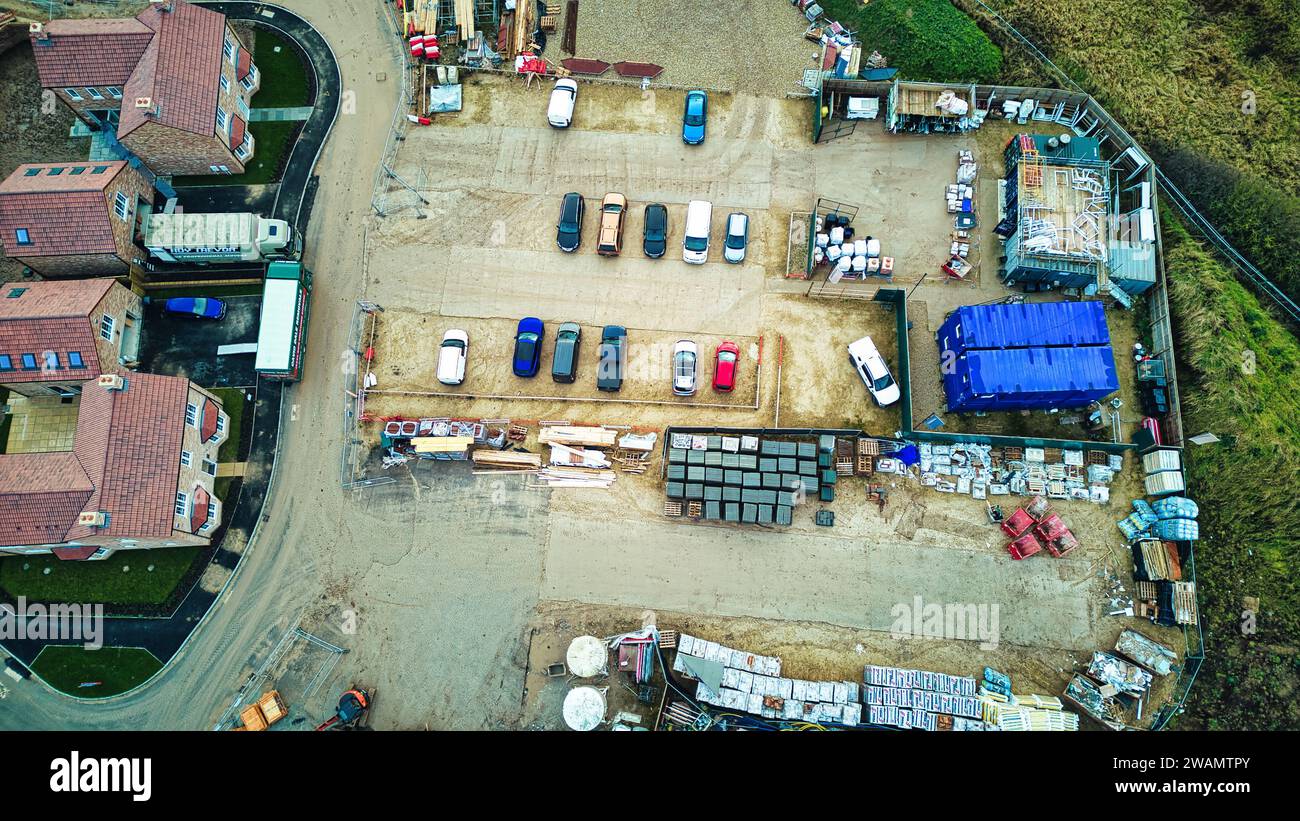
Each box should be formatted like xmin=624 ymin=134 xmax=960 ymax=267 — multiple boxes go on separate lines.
xmin=32 ymin=646 xmax=162 ymax=698
xmin=0 ymin=548 xmax=200 ymax=607
xmin=822 ymin=0 xmax=1003 ymax=82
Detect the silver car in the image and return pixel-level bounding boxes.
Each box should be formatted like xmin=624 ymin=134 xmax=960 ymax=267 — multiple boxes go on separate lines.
xmin=673 ymin=339 xmax=698 ymax=396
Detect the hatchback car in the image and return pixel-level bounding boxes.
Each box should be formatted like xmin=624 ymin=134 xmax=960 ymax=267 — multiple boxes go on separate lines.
xmin=642 ymin=203 xmax=668 ymax=258
xmin=436 ymin=329 xmax=468 ymax=385
xmin=163 ymin=296 xmax=227 ymax=320
xmin=513 ymin=317 xmax=545 ymax=377
xmin=556 ymin=192 xmax=585 ymax=252
xmin=713 ymin=340 xmax=739 ymax=392
xmin=683 ymin=90 xmax=707 ymax=144
xmin=551 ymin=322 xmax=582 ymax=383
xmin=672 ymin=340 xmax=698 ymax=396
xmin=847 ymin=335 xmax=901 ymax=407
xmin=596 ymin=325 xmax=627 ymax=391
xmin=597 ymin=193 xmax=627 ymax=256
xmin=548 ymin=78 xmax=578 ymax=127
xmin=723 ymin=212 xmax=749 ymax=263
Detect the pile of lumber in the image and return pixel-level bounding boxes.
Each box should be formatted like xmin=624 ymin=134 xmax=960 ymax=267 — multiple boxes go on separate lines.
xmin=511 ymin=0 xmax=536 ymax=58
xmin=549 ymin=443 xmax=610 ymax=469
xmin=404 ymin=0 xmax=438 ymax=35
xmin=471 ymin=449 xmax=542 ymax=470
xmin=412 ymin=435 xmax=473 ymax=453
xmin=538 ymin=426 xmax=618 ymax=448
xmin=454 ymin=0 xmax=477 ymax=39
xmin=535 ymin=467 xmax=616 ymax=488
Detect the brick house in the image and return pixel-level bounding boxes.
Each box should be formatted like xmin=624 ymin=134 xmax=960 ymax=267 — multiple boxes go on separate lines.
xmin=0 ymin=372 xmax=229 ymax=559
xmin=0 ymin=279 xmax=142 ymax=398
xmin=0 ymin=161 xmax=153 ymax=278
xmin=29 ymin=0 xmax=261 ymax=177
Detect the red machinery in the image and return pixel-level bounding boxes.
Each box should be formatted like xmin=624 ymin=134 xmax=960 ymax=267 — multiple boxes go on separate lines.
xmin=1008 ymin=532 xmax=1043 ymax=560
xmin=1000 ymin=507 xmax=1034 ymax=538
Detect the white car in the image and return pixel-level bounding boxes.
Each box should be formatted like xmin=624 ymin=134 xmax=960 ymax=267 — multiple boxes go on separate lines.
xmin=847 ymin=335 xmax=900 ymax=407
xmin=672 ymin=340 xmax=698 ymax=396
xmin=547 ymin=78 xmax=578 ymax=128
xmin=437 ymin=329 xmax=468 ymax=385
xmin=723 ymin=212 xmax=749 ymax=263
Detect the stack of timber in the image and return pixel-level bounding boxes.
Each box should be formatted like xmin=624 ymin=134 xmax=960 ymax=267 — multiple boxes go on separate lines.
xmin=472 ymin=449 xmax=542 ymax=471
xmin=535 ymin=467 xmax=617 ymax=488
xmin=412 ymin=435 xmax=474 ymax=454
xmin=454 ymin=0 xmax=477 ymax=39
xmin=404 ymin=0 xmax=438 ymax=35
xmin=538 ymin=426 xmax=618 ymax=448
xmin=549 ymin=443 xmax=610 ymax=469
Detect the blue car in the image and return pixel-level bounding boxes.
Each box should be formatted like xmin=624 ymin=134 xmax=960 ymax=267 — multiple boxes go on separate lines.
xmin=512 ymin=317 xmax=545 ymax=377
xmin=683 ymin=90 xmax=707 ymax=145
xmin=163 ymin=296 xmax=227 ymax=320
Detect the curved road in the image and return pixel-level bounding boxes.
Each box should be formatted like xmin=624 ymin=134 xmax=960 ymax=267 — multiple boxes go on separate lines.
xmin=0 ymin=0 xmax=399 ymax=730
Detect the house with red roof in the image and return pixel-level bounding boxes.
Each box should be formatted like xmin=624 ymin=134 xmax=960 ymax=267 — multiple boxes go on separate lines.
xmin=0 ymin=278 xmax=143 ymax=398
xmin=29 ymin=0 xmax=261 ymax=177
xmin=0 ymin=160 xmax=153 ymax=278
xmin=0 ymin=371 xmax=228 ymax=559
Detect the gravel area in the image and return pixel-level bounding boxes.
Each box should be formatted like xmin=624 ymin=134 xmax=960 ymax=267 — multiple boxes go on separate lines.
xmin=572 ymin=0 xmax=818 ymax=96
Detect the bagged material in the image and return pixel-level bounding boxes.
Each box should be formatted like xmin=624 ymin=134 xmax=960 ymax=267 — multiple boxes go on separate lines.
xmin=826 ymin=243 xmax=843 ymax=262
xmin=1152 ymin=496 xmax=1198 ymax=520
xmin=852 ymin=255 xmax=867 ymax=272
xmin=1154 ymin=517 xmax=1199 ymax=541
xmin=854 ymin=238 xmax=868 ymax=257
xmin=815 ymin=232 xmax=830 ymax=248
xmin=829 ymin=226 xmax=845 ymax=245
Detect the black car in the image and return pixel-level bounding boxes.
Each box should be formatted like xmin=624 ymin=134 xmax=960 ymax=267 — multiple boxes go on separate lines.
xmin=556 ymin=192 xmax=585 ymax=252
xmin=643 ymin=203 xmax=668 ymax=258
xmin=596 ymin=325 xmax=627 ymax=392
xmin=551 ymin=321 xmax=582 ymax=383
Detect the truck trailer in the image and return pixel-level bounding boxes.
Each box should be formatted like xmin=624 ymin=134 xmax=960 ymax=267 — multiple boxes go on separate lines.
xmin=142 ymin=211 xmax=299 ymax=264
xmin=254 ymin=261 xmax=313 ymax=381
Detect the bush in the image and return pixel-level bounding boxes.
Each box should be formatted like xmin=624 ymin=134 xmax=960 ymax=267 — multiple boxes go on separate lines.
xmin=821 ymin=0 xmax=1003 ymax=83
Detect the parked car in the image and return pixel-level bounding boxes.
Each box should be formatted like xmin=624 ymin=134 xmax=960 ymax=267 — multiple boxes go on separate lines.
xmin=682 ymin=199 xmax=712 ymax=264
xmin=642 ymin=202 xmax=668 ymax=258
xmin=436 ymin=329 xmax=469 ymax=385
xmin=596 ymin=325 xmax=627 ymax=391
xmin=597 ymin=193 xmax=627 ymax=256
xmin=551 ymin=321 xmax=582 ymax=383
xmin=713 ymin=340 xmax=739 ymax=392
xmin=548 ymin=78 xmax=578 ymax=127
xmin=672 ymin=340 xmax=698 ymax=396
xmin=723 ymin=212 xmax=749 ymax=263
xmin=847 ymin=335 xmax=900 ymax=406
xmin=556 ymin=192 xmax=585 ymax=252
xmin=682 ymin=89 xmax=708 ymax=144
xmin=163 ymin=296 xmax=226 ymax=320
xmin=513 ymin=317 xmax=545 ymax=377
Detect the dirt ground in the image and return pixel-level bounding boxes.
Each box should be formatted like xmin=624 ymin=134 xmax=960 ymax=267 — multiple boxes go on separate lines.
xmin=0 ymin=41 xmax=89 ymax=282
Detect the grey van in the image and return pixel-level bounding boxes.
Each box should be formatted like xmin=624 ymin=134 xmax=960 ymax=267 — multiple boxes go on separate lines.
xmin=551 ymin=322 xmax=582 ymax=382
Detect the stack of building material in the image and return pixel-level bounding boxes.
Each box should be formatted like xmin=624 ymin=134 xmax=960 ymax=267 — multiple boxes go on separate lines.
xmin=1114 ymin=629 xmax=1177 ymax=676
xmin=538 ymin=426 xmax=618 ymax=447
xmin=863 ymin=665 xmax=980 ymax=730
xmin=411 ymin=435 xmax=473 ymax=454
xmin=471 ymin=449 xmax=542 ymax=470
xmin=1088 ymin=652 xmax=1154 ymax=697
xmin=535 ymin=467 xmax=616 ymax=488
xmin=454 ymin=0 xmax=476 ymax=38
xmin=548 ymin=443 xmax=609 ymax=469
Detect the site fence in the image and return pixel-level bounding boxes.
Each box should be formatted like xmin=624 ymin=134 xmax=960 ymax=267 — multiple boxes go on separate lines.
xmin=370 ymin=0 xmax=424 ymax=218
xmin=341 ymin=300 xmax=391 ymax=489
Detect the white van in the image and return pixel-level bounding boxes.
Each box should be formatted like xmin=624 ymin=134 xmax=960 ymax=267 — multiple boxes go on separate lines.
xmin=682 ymin=200 xmax=713 ymax=264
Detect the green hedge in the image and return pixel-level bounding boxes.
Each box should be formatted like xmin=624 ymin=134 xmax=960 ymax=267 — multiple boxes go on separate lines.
xmin=822 ymin=0 xmax=1003 ymax=83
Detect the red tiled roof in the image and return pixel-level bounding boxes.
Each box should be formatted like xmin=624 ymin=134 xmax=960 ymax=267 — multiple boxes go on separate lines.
xmin=0 ymin=279 xmax=111 ymax=384
xmin=52 ymin=546 xmax=100 ymax=561
xmin=189 ymin=484 xmax=210 ymax=533
xmin=236 ymin=46 xmax=252 ymax=81
xmin=30 ymin=18 xmax=154 ymax=88
xmin=119 ymin=0 xmax=226 ymax=139
xmin=0 ymin=453 xmax=93 ymax=547
xmin=200 ymin=397 xmax=218 ymax=443
xmin=229 ymin=114 xmax=246 ymax=152
xmin=0 ymin=162 xmax=128 ymax=259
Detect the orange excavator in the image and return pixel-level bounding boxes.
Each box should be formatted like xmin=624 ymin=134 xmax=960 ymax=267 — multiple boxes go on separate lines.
xmin=314 ymin=687 xmax=374 ymax=731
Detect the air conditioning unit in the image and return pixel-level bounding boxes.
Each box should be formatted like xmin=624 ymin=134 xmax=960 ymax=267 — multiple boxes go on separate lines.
xmin=78 ymin=511 xmax=107 ymax=528
xmin=97 ymin=374 xmax=125 ymax=391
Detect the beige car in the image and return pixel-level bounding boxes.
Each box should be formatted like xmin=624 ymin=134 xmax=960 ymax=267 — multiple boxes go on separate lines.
xmin=596 ymin=193 xmax=627 ymax=256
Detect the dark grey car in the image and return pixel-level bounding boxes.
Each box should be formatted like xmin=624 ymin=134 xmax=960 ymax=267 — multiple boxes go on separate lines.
xmin=596 ymin=325 xmax=627 ymax=392
xmin=556 ymin=192 xmax=585 ymax=252
xmin=643 ymin=203 xmax=668 ymax=258
xmin=551 ymin=321 xmax=582 ymax=382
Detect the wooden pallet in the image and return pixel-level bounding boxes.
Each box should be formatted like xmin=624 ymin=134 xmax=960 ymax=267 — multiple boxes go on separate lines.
xmin=1003 ymin=447 xmax=1024 ymax=462
xmin=657 ymin=629 xmax=678 ymax=648
xmin=857 ymin=454 xmax=873 ymax=474
xmin=507 ymin=424 xmax=528 ymax=440
xmin=1086 ymin=450 xmax=1109 ymax=466
xmin=687 ymin=501 xmax=703 ymax=518
xmin=540 ymin=14 xmax=557 ymax=31
xmin=857 ymin=438 xmax=881 ymax=456
xmin=663 ymin=500 xmax=683 ymax=517
xmin=836 ymin=458 xmax=854 ymax=475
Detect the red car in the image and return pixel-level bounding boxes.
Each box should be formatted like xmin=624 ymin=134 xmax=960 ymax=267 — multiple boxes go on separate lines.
xmin=713 ymin=341 xmax=739 ymax=391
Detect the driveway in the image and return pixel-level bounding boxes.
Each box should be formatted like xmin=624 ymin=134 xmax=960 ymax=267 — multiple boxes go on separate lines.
xmin=138 ymin=295 xmax=261 ymax=387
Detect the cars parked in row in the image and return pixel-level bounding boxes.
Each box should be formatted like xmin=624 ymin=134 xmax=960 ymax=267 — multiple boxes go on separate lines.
xmin=642 ymin=202 xmax=668 ymax=258
xmin=551 ymin=322 xmax=582 ymax=383
xmin=672 ymin=340 xmax=698 ymax=396
xmin=713 ymin=341 xmax=739 ymax=392
xmin=513 ymin=317 xmax=545 ymax=377
xmin=847 ymin=335 xmax=900 ymax=407
xmin=723 ymin=212 xmax=749 ymax=263
xmin=437 ymin=329 xmax=469 ymax=385
xmin=556 ymin=192 xmax=584 ymax=252
xmin=597 ymin=325 xmax=627 ymax=391
xmin=683 ymin=90 xmax=708 ymax=145
xmin=596 ymin=193 xmax=627 ymax=256
xmin=683 ymin=200 xmax=712 ymax=264
xmin=548 ymin=79 xmax=578 ymax=128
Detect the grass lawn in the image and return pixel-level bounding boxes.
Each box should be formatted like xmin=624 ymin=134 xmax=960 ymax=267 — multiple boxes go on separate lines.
xmin=209 ymin=387 xmax=249 ymax=463
xmin=32 ymin=646 xmax=162 ymax=698
xmin=172 ymin=120 xmax=299 ymax=187
xmin=250 ymin=29 xmax=311 ymax=108
xmin=0 ymin=548 xmax=200 ymax=606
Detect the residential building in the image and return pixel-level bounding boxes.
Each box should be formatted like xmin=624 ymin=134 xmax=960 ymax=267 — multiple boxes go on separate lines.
xmin=29 ymin=0 xmax=261 ymax=177
xmin=0 ymin=161 xmax=153 ymax=278
xmin=0 ymin=279 xmax=142 ymax=398
xmin=0 ymin=372 xmax=228 ymax=559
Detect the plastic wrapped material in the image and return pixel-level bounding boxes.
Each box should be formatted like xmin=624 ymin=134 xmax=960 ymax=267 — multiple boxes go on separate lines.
xmin=852 ymin=255 xmax=867 ymax=272
xmin=815 ymin=231 xmax=830 ymax=248
xmin=1152 ymin=496 xmax=1198 ymax=520
xmin=866 ymin=237 xmax=881 ymax=257
xmin=826 ymin=243 xmax=842 ymax=262
xmin=1154 ymin=517 xmax=1199 ymax=541
xmin=829 ymin=225 xmax=845 ymax=245
xmin=854 ymin=238 xmax=867 ymax=257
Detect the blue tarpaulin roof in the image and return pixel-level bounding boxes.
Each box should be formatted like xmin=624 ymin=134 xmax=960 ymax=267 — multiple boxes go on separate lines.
xmin=943 ymin=346 xmax=1119 ymax=412
xmin=859 ymin=67 xmax=898 ymax=81
xmin=937 ymin=301 xmax=1111 ymax=353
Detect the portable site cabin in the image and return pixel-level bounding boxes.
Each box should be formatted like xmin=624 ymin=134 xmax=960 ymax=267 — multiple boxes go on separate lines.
xmin=254 ymin=261 xmax=313 ymax=381
xmin=942 ymin=345 xmax=1119 ymax=413
xmin=936 ymin=301 xmax=1110 ymax=355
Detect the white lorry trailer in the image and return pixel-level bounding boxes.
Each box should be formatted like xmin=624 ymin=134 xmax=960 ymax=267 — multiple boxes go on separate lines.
xmin=142 ymin=211 xmax=299 ymax=264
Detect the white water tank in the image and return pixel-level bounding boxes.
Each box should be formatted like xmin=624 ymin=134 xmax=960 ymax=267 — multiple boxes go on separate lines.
xmin=563 ymin=686 xmax=606 ymax=731
xmin=565 ymin=635 xmax=607 ymax=678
